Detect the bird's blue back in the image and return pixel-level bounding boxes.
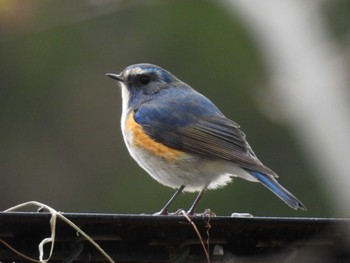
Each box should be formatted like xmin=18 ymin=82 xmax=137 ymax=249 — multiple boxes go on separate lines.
xmin=134 ymin=85 xmax=224 ymax=129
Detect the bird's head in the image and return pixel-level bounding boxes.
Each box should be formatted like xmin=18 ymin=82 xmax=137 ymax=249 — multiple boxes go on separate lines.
xmin=106 ymin=63 xmax=181 ymax=96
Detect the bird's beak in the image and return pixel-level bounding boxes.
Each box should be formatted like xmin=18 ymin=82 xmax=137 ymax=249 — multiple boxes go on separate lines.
xmin=106 ymin=73 xmax=124 ymax=82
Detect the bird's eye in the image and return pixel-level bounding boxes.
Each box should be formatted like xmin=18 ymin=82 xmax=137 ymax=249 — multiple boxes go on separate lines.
xmin=139 ymin=75 xmax=151 ymax=85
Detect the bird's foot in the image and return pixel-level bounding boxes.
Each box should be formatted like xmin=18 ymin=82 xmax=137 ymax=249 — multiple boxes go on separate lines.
xmin=153 ymin=208 xmax=186 ymax=216
xmin=153 ymin=209 xmax=169 ymax=216
xmin=174 ymin=208 xmax=216 ymax=217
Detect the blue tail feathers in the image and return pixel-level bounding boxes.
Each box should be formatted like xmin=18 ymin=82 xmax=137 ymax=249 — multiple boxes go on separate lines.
xmin=251 ymin=171 xmax=306 ymax=210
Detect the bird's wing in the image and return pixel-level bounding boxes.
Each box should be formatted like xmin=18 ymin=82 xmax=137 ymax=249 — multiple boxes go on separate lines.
xmin=134 ymin=89 xmax=278 ymax=178
xmin=178 ymin=117 xmax=277 ymax=177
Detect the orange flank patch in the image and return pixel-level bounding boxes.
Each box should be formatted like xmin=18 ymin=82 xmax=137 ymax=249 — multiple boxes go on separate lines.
xmin=126 ymin=112 xmax=184 ymax=161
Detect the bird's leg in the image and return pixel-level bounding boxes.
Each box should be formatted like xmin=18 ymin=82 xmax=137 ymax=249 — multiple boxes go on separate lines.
xmin=187 ymin=187 xmax=208 ymax=215
xmin=154 ymin=184 xmax=185 ymax=215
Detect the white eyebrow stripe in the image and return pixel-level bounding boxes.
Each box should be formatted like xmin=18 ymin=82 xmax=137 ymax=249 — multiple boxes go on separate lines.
xmin=125 ymin=67 xmax=149 ymax=76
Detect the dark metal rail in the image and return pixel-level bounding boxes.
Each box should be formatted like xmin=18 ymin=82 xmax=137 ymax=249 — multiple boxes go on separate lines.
xmin=0 ymin=212 xmax=349 ymax=262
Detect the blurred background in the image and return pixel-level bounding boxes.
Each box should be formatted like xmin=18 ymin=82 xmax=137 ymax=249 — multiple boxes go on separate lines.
xmin=0 ymin=0 xmax=349 ymax=217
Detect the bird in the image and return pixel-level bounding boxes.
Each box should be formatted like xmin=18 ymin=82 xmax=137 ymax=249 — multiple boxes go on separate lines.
xmin=106 ymin=63 xmax=306 ymax=215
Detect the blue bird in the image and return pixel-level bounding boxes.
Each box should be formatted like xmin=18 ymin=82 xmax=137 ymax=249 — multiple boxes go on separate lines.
xmin=106 ymin=63 xmax=306 ymax=214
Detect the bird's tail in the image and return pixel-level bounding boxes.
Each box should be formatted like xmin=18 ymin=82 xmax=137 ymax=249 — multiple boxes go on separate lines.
xmin=251 ymin=172 xmax=306 ymax=210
